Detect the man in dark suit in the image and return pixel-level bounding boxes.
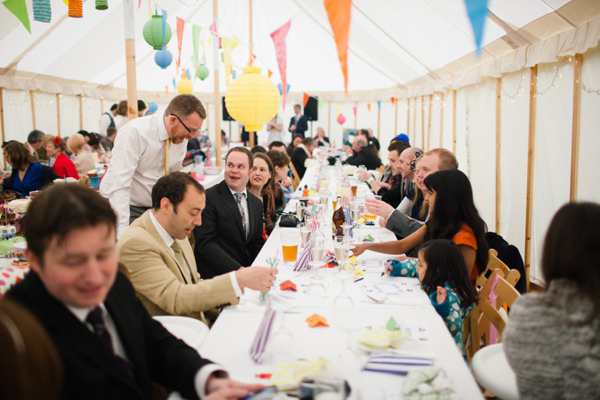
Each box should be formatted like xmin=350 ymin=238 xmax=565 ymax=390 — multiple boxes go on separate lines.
xmin=290 ymin=137 xmax=316 ymax=180
xmin=194 ymin=147 xmax=265 ymax=279
xmin=289 ymin=104 xmax=308 ymax=138
xmin=6 ymin=184 xmax=263 ymax=400
xmin=345 ymin=138 xmax=382 ymax=170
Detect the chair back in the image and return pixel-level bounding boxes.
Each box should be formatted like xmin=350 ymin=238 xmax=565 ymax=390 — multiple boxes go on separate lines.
xmin=375 ymin=164 xmax=386 ymax=177
xmin=288 ymin=162 xmax=301 ymax=190
xmin=476 ymin=249 xmax=520 ymax=289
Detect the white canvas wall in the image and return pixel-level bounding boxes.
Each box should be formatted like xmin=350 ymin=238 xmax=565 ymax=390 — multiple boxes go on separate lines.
xmin=34 ymin=92 xmax=59 ymax=136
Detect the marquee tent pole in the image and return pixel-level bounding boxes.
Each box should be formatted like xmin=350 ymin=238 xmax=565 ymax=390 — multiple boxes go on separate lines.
xmin=328 ymin=102 xmax=331 ymax=143
xmin=56 ymin=94 xmax=61 ymax=136
xmin=79 ymin=95 xmax=84 ymax=130
xmin=123 ymin=0 xmax=138 ymax=120
xmin=570 ymin=54 xmax=583 ymax=201
xmin=213 ymin=0 xmax=222 ymax=165
xmin=452 ymin=90 xmax=457 ymax=154
xmin=393 ymin=98 xmax=397 ymax=137
xmin=525 ymin=66 xmax=538 ymax=291
xmin=377 ymin=102 xmax=381 ymax=140
xmin=28 ymin=90 xmax=36 ymax=130
xmin=439 ymin=92 xmax=444 ymax=148
xmin=427 ymin=94 xmax=432 ymax=150
xmin=421 ymin=96 xmax=424 ymax=148
xmin=406 ymin=98 xmax=410 ymax=139
xmin=496 ymin=78 xmax=502 ymax=233
xmin=354 ymin=101 xmax=358 ymax=129
xmin=412 ymin=97 xmax=416 ymax=145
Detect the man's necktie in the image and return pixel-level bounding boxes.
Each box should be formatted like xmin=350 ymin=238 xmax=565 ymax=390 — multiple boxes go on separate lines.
xmin=171 ymin=240 xmax=193 ymax=283
xmin=233 ymin=192 xmax=247 ymax=238
xmin=164 ymin=138 xmax=171 ymax=175
xmin=87 ymin=306 xmax=113 ymax=353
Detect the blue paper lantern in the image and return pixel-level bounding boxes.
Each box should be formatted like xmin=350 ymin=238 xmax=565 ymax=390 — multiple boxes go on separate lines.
xmin=148 ymin=102 xmax=158 ymax=112
xmin=277 ymin=83 xmax=291 ymax=95
xmin=154 ymin=48 xmax=173 ymax=69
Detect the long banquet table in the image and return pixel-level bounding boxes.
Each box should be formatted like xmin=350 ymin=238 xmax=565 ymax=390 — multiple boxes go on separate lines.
xmin=200 ymin=165 xmax=483 ymax=399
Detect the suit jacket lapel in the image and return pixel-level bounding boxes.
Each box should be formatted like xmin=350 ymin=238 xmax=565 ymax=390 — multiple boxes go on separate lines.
xmin=218 ymin=181 xmax=245 ymax=236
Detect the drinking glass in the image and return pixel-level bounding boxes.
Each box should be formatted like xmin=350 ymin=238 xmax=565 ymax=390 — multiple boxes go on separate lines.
xmin=334 ymin=237 xmax=348 ymax=271
xmin=300 ymin=226 xmax=311 ymax=246
xmin=281 ymin=230 xmax=299 ymax=264
xmin=332 ymin=277 xmax=362 ymax=380
xmin=267 ymin=311 xmax=296 ymax=364
xmin=306 ymin=278 xmax=327 ymax=306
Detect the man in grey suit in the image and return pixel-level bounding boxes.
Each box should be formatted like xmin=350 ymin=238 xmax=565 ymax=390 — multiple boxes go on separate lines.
xmin=367 ymin=148 xmax=458 ymax=238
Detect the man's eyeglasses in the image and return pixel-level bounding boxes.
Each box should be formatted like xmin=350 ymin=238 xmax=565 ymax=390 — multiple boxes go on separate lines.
xmin=171 ymin=113 xmax=200 ymax=134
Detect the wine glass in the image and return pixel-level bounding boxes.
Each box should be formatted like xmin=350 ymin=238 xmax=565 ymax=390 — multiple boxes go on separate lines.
xmin=310 ymin=237 xmax=325 ymax=281
xmin=334 ymin=237 xmax=348 ymax=272
xmin=267 ymin=311 xmax=296 ymax=364
xmin=306 ymin=278 xmax=327 ymax=307
xmin=332 ymin=276 xmax=362 ymax=380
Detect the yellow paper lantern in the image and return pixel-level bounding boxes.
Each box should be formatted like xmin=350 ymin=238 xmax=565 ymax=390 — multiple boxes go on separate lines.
xmin=225 ymin=67 xmax=280 ymax=132
xmin=177 ymin=74 xmax=193 ymax=94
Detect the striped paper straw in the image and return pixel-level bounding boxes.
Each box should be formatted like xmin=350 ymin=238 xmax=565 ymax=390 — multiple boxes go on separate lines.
xmin=250 ymin=302 xmax=277 ymax=364
xmin=363 ymin=350 xmax=433 ymax=375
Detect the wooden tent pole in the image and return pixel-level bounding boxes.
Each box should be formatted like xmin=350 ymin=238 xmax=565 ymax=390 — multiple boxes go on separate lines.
xmin=247 ymin=0 xmax=255 ymax=148
xmin=427 ymin=94 xmax=432 ymax=150
xmin=56 ymin=94 xmax=61 ymax=136
xmin=412 ymin=97 xmax=417 ymax=145
xmin=328 ymin=102 xmax=331 ymax=142
xmin=524 ymin=66 xmax=538 ymax=291
xmin=0 ymin=88 xmax=6 ymax=170
xmin=213 ymin=0 xmax=222 ymax=165
xmin=377 ymin=102 xmax=381 ymax=140
xmin=439 ymin=92 xmax=444 ymax=148
xmin=420 ymin=96 xmax=424 ymax=148
xmin=393 ymin=98 xmax=398 ymax=136
xmin=354 ymin=101 xmax=358 ymax=129
xmin=570 ymin=54 xmax=583 ymax=201
xmin=79 ymin=95 xmax=84 ymax=130
xmin=452 ymin=90 xmax=457 ymax=154
xmin=124 ymin=0 xmax=138 ymax=120
xmin=495 ymin=78 xmax=502 ymax=233
xmin=29 ymin=90 xmax=36 ymax=130
xmin=406 ymin=98 xmax=410 ymax=138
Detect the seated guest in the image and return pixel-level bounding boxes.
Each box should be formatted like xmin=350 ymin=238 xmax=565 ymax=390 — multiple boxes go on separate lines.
xmin=367 ymin=148 xmax=457 ymax=238
xmin=86 ymin=132 xmax=105 ymax=154
xmin=118 ymin=172 xmax=277 ymax=322
xmin=353 ymin=169 xmax=489 ymax=281
xmin=266 ymin=149 xmax=291 ymax=208
xmin=248 ymin=153 xmax=279 ymax=235
xmin=359 ymin=140 xmax=410 ymax=192
xmin=345 ymin=138 xmax=382 ymax=170
xmin=290 ymin=137 xmax=316 ymax=180
xmin=46 ymin=136 xmax=79 ymax=180
xmin=24 ymin=130 xmax=45 ymax=161
xmin=100 ymin=127 xmax=117 ymax=152
xmin=268 ymin=141 xmax=286 ymax=153
xmin=286 ymin=134 xmax=303 ymax=156
xmin=194 ymin=147 xmax=265 ymax=279
xmin=314 ymin=127 xmax=330 ymax=147
xmin=220 ymin=130 xmax=229 ymax=146
xmin=67 ymin=134 xmax=95 ymax=177
xmin=504 ymin=202 xmax=600 ymax=399
xmin=2 ymin=142 xmax=58 ymax=197
xmin=250 ymin=145 xmax=267 ymax=155
xmin=39 ymin=133 xmax=55 ymax=163
xmin=6 ymin=184 xmax=264 ymax=400
xmin=381 ymin=146 xmax=422 ymax=211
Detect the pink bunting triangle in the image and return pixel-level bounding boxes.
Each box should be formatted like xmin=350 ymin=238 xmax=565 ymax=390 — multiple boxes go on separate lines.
xmin=271 ymin=21 xmax=291 ymax=110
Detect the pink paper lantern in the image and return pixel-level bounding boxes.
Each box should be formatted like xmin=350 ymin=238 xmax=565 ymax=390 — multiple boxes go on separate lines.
xmin=337 ymin=114 xmax=346 ymax=125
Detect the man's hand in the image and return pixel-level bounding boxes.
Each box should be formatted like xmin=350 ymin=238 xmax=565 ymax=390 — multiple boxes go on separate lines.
xmin=357 ymin=170 xmax=371 ymax=181
xmin=290 ymin=124 xmax=296 ymax=132
xmin=236 ymin=266 xmax=278 ymax=292
xmin=206 ymin=377 xmax=266 ymax=400
xmin=378 ymin=217 xmax=388 ymax=227
xmin=345 ymin=146 xmax=353 ymax=156
xmin=365 ymin=199 xmax=394 ymax=218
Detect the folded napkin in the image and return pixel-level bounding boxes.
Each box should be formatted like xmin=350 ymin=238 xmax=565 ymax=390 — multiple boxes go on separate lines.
xmin=249 ymin=302 xmax=276 ymax=364
xmin=270 ymin=357 xmax=328 ymax=391
xmin=401 ymin=367 xmax=457 ymax=400
xmin=280 ymin=280 xmax=297 ymax=291
xmin=363 ymin=350 xmax=433 ymax=375
xmin=358 ymin=329 xmax=407 ymax=350
xmin=306 ymin=314 xmax=329 ymax=328
xmin=293 ymin=234 xmax=313 ymax=271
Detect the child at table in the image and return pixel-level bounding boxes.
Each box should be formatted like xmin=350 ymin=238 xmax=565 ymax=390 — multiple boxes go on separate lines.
xmin=384 ymin=239 xmax=478 ymax=351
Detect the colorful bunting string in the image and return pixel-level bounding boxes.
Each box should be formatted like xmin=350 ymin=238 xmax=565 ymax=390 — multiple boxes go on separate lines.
xmin=324 ymin=0 xmax=351 ymax=93
xmin=271 ymin=21 xmax=291 ymax=110
xmin=4 ymin=0 xmax=31 ymax=33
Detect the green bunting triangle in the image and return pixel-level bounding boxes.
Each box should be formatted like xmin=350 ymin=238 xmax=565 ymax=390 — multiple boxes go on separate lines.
xmin=3 ymin=0 xmax=31 ymax=33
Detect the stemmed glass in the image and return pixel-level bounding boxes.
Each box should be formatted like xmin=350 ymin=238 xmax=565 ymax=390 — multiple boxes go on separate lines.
xmin=310 ymin=236 xmax=325 ymax=281
xmin=267 ymin=310 xmax=296 ymax=364
xmin=332 ymin=276 xmax=362 ymax=379
xmin=334 ymin=237 xmax=348 ymax=272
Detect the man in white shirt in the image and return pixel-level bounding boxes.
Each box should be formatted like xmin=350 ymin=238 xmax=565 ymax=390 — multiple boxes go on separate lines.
xmin=24 ymin=130 xmax=44 ymax=160
xmin=6 ymin=184 xmax=265 ymax=400
xmin=118 ymin=172 xmax=277 ymax=322
xmin=100 ymin=94 xmax=206 ymax=239
xmin=98 ymin=103 xmax=117 ymax=136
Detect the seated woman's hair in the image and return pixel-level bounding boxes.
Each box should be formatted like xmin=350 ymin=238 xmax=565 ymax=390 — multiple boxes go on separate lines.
xmin=251 ymin=145 xmax=266 ymax=155
xmin=419 ymin=240 xmax=478 ymax=308
xmin=49 ymin=136 xmax=66 ymax=153
xmin=0 ymin=299 xmax=63 ymax=400
xmin=543 ymin=202 xmax=600 ymax=317
xmin=266 ymin=149 xmax=290 ymax=169
xmin=66 ymin=133 xmax=85 ymax=154
xmin=423 ymin=169 xmax=489 ymax=274
xmin=3 ymin=142 xmax=35 ymax=170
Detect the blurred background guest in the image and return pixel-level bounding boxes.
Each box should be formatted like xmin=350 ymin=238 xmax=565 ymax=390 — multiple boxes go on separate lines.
xmin=98 ymin=103 xmax=117 ymax=136
xmin=314 ymin=127 xmax=330 ymax=147
xmin=46 ymin=136 xmax=78 ymax=180
xmin=2 ymin=142 xmax=58 ymax=196
xmin=24 ymin=130 xmax=45 ymax=161
xmin=248 ymin=153 xmax=278 ymax=236
xmin=266 ymin=113 xmax=283 ymax=144
xmin=67 ymin=133 xmax=95 ymax=177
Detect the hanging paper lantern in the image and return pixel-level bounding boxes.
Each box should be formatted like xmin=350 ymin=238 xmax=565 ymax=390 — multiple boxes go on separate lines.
xmin=196 ymin=64 xmax=209 ymax=80
xmin=33 ymin=0 xmax=52 ymax=23
xmin=177 ymin=74 xmax=193 ymax=94
xmin=143 ymin=13 xmax=172 ymax=50
xmin=337 ymin=114 xmax=346 ymax=125
xmin=148 ymin=102 xmax=158 ymax=112
xmin=225 ymin=67 xmax=280 ymax=132
xmin=95 ymin=0 xmax=108 ymax=10
xmin=68 ymin=0 xmax=83 ymax=18
xmin=154 ymin=48 xmax=172 ymax=69
xmin=277 ymin=83 xmax=291 ymax=96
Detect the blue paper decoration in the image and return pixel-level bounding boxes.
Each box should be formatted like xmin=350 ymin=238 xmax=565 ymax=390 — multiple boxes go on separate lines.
xmin=464 ymin=0 xmax=489 ymax=57
xmin=277 ymin=83 xmax=291 ymax=95
xmin=154 ymin=48 xmax=173 ymax=69
xmin=377 ymin=100 xmax=381 ymax=109
xmin=148 ymin=102 xmax=158 ymax=112
xmin=33 ymin=0 xmax=51 ymax=23
xmin=186 ymin=68 xmax=191 ymax=80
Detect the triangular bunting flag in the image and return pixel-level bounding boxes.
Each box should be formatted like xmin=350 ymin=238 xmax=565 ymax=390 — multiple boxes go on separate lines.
xmin=303 ymin=93 xmax=310 ymax=108
xmin=324 ymin=0 xmax=351 ymax=94
xmin=464 ymin=0 xmax=489 ymax=57
xmin=367 ymin=103 xmax=371 ymax=112
xmin=268 ymin=69 xmax=273 ymax=78
xmin=270 ymin=20 xmax=291 ymax=110
xmin=176 ymin=17 xmax=185 ymax=68
xmin=3 ymin=0 xmax=31 ymax=33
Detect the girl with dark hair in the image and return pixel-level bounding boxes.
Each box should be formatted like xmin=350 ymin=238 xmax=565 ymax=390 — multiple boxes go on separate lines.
xmin=46 ymin=136 xmax=79 ymax=180
xmin=503 ymin=202 xmax=600 ymax=399
xmin=352 ymin=169 xmax=489 ymax=281
xmin=248 ymin=153 xmax=278 ymax=236
xmin=385 ymin=240 xmax=477 ymax=349
xmin=266 ymin=149 xmax=290 ymax=209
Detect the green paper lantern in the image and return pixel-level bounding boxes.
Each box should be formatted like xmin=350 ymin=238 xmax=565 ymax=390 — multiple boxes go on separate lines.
xmin=143 ymin=14 xmax=172 ymax=51
xmin=196 ymin=64 xmax=209 ymax=81
xmin=95 ymin=0 xmax=108 ymax=10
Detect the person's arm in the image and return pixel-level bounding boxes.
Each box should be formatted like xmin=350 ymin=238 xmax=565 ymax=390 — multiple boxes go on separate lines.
xmin=101 ymin=125 xmax=144 ymax=239
xmin=118 ymin=234 xmax=240 ymax=315
xmin=385 ymin=210 xmax=425 ymax=238
xmin=430 ymin=287 xmax=451 ymax=318
xmin=459 ymin=244 xmax=477 ymax=278
xmin=352 ymin=225 xmax=427 ymax=256
xmin=289 ymin=118 xmax=296 ymax=133
xmin=397 ymin=196 xmax=412 ymax=215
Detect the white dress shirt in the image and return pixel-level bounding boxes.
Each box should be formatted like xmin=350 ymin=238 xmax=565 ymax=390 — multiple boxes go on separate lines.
xmin=98 ymin=112 xmax=113 ymax=136
xmin=148 ymin=211 xmax=242 ymax=296
xmin=66 ymin=302 xmax=225 ymax=398
xmin=229 ymin=187 xmax=250 ymax=238
xmin=100 ymin=113 xmax=187 ymax=239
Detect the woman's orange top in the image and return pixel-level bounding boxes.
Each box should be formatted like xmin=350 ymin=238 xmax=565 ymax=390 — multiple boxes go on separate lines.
xmin=452 ymin=222 xmax=479 ymax=281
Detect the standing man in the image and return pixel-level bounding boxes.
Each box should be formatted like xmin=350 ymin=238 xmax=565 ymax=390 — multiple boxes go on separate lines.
xmin=289 ymin=104 xmax=308 ymax=138
xmin=194 ymin=147 xmax=264 ymax=279
xmin=100 ymin=94 xmax=205 ymax=239
xmin=118 ymin=172 xmax=277 ymax=322
xmin=24 ymin=130 xmax=45 ymax=161
xmin=6 ymin=184 xmax=265 ymax=400
xmin=98 ymin=103 xmax=117 ymax=136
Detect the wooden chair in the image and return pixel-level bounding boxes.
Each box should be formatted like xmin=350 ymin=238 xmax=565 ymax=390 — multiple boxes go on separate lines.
xmin=465 ymin=269 xmax=521 ymax=362
xmin=476 ymin=249 xmax=520 ymax=290
xmin=375 ymin=164 xmax=386 ymax=178
xmin=288 ymin=162 xmax=301 ymax=191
